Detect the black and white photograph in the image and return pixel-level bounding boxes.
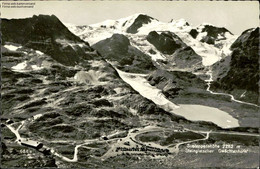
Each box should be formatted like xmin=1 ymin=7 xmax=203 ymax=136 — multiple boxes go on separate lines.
xmin=0 ymin=1 xmax=259 ymax=168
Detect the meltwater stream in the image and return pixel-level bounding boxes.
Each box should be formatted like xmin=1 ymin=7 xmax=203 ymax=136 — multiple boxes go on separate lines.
xmin=115 ymin=68 xmax=239 ymax=129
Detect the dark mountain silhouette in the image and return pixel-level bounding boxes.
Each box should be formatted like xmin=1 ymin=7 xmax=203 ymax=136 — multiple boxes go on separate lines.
xmin=2 ymin=15 xmax=100 ymax=66
xmin=147 ymin=31 xmax=183 ymax=55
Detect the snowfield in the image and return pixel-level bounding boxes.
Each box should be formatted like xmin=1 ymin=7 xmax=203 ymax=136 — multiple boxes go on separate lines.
xmin=66 ymin=14 xmax=237 ymax=66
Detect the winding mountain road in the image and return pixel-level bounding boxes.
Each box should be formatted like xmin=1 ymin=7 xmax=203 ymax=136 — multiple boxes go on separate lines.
xmin=205 ymin=70 xmax=259 ymax=108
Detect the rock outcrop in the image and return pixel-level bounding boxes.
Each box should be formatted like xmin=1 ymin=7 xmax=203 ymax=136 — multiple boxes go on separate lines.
xmin=126 ymin=14 xmax=156 ymax=34
xmin=92 ymin=34 xmax=156 ymax=73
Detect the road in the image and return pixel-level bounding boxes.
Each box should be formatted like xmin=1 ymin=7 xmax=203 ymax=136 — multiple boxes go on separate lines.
xmin=205 ymin=70 xmax=260 ymax=108
xmin=4 ymin=118 xmax=260 ymax=163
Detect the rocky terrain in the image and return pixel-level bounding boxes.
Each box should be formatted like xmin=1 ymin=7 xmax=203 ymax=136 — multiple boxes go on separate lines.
xmin=126 ymin=14 xmax=157 ymax=34
xmin=211 ymin=28 xmax=259 ymax=104
xmin=146 ymin=31 xmax=202 ymax=70
xmin=92 ymin=34 xmax=156 ymax=73
xmin=1 ymin=14 xmax=259 ymax=168
xmin=1 ymin=15 xmax=100 ymax=66
xmin=189 ymin=24 xmax=233 ymax=45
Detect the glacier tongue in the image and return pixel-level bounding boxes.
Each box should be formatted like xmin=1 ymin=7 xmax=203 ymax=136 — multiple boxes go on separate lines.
xmin=177 ymin=32 xmax=221 ymax=66
xmin=114 ymin=66 xmax=239 ymax=128
xmin=114 ymin=67 xmax=179 ymax=109
xmin=174 ymin=31 xmax=236 ymax=66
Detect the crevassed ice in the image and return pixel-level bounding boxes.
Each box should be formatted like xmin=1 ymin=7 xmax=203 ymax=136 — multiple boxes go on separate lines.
xmin=175 ymin=32 xmax=222 ymax=66
xmin=115 ymin=68 xmax=179 ymax=108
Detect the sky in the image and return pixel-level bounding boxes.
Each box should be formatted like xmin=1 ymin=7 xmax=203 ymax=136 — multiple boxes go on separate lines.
xmin=1 ymin=1 xmax=259 ymax=35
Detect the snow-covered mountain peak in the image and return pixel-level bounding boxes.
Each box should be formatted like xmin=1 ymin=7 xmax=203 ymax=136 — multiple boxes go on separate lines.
xmin=170 ymin=18 xmax=190 ymax=27
xmin=65 ymin=14 xmax=237 ymax=67
xmin=65 ymin=23 xmax=92 ymax=37
xmin=88 ymin=13 xmax=157 ymax=32
xmin=199 ymin=22 xmax=214 ymax=26
xmin=119 ymin=13 xmax=148 ymax=22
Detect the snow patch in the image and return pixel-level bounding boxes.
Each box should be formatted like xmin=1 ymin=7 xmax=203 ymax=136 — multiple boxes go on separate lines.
xmin=196 ymin=32 xmax=207 ymax=41
xmin=129 ymin=107 xmax=138 ymax=116
xmin=4 ymin=44 xmax=21 ymax=51
xmin=73 ymin=70 xmax=106 ymax=85
xmin=33 ymin=114 xmax=43 ymax=120
xmin=36 ymin=50 xmax=44 ymax=55
xmin=11 ymin=61 xmax=44 ymax=72
xmin=12 ymin=61 xmax=28 ymax=70
xmin=55 ymin=38 xmax=86 ymax=49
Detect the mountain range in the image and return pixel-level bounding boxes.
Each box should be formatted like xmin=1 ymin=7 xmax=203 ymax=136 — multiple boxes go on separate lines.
xmin=1 ymin=13 xmax=259 ymax=168
xmin=66 ymin=13 xmax=258 ymax=104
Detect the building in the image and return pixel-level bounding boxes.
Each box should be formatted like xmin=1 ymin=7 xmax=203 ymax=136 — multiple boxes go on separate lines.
xmin=19 ymin=138 xmax=43 ymax=149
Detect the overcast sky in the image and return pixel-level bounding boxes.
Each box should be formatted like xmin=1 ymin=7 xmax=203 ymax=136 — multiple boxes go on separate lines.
xmin=1 ymin=1 xmax=259 ymax=35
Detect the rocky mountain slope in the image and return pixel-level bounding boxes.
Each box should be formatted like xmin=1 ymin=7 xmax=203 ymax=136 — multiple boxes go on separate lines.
xmin=211 ymin=28 xmax=259 ymax=104
xmin=126 ymin=14 xmax=157 ymax=34
xmin=1 ymin=14 xmax=211 ymax=168
xmin=2 ymin=15 xmax=193 ymax=141
xmin=2 ymin=15 xmax=100 ymax=66
xmin=146 ymin=31 xmax=202 ymax=70
xmin=146 ymin=69 xmax=206 ymax=101
xmin=92 ymin=34 xmax=156 ymax=73
xmin=189 ymin=24 xmax=233 ymax=45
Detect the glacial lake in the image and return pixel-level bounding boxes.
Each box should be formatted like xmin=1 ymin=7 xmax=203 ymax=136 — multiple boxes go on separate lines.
xmin=115 ymin=68 xmax=239 ymax=129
